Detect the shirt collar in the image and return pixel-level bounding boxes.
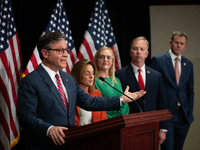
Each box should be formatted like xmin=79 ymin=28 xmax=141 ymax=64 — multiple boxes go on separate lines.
xmin=41 ymin=63 xmax=59 ymax=79
xmin=169 ymin=49 xmax=181 ymax=61
xmin=131 ymin=62 xmax=145 ymax=73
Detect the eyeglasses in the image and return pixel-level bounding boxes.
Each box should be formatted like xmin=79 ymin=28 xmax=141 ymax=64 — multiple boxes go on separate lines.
xmin=46 ymin=48 xmax=71 ymax=55
xmin=99 ymin=55 xmax=113 ymax=59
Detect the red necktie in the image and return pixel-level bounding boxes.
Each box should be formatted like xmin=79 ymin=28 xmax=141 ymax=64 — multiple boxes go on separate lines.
xmin=174 ymin=57 xmax=180 ymax=86
xmin=55 ymin=74 xmax=68 ymax=111
xmin=138 ymin=69 xmax=145 ymax=90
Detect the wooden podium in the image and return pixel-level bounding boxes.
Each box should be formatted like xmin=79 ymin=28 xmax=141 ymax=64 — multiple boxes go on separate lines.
xmin=64 ymin=109 xmax=172 ymax=150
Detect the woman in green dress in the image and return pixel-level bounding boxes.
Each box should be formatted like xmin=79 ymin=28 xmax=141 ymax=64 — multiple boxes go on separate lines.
xmin=93 ymin=46 xmax=129 ymax=118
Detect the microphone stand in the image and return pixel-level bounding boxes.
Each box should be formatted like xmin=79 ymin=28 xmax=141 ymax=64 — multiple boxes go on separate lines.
xmin=99 ymin=77 xmax=143 ymax=113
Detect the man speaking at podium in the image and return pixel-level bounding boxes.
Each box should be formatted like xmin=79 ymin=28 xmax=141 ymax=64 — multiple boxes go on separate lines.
xmin=17 ymin=32 xmax=146 ymax=150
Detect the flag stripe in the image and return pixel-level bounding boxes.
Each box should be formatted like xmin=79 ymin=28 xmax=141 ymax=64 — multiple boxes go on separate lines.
xmin=110 ymin=45 xmax=119 ymax=70
xmin=82 ymin=37 xmax=94 ymax=62
xmin=0 ymin=100 xmax=10 ymax=141
xmin=77 ymin=30 xmax=97 ymax=62
xmin=0 ymin=140 xmax=6 ymax=150
xmin=13 ymin=34 xmax=23 ymax=75
xmin=77 ymin=0 xmax=121 ymax=70
xmin=15 ymin=33 xmax=23 ymax=66
xmin=24 ymin=48 xmax=42 ymax=75
xmin=23 ymin=49 xmax=39 ymax=76
xmin=24 ymin=0 xmax=76 ymax=75
xmin=65 ymin=63 xmax=70 ymax=73
xmin=0 ymin=123 xmax=10 ymax=150
xmin=31 ymin=53 xmax=39 ymax=70
xmin=0 ymin=1 xmax=21 ymax=148
xmin=0 ymin=75 xmax=18 ymax=139
xmin=77 ymin=49 xmax=84 ymax=61
xmin=9 ymin=38 xmax=21 ymax=89
xmin=0 ymin=52 xmax=16 ymax=104
xmin=69 ymin=49 xmax=75 ymax=65
xmin=5 ymin=47 xmax=18 ymax=106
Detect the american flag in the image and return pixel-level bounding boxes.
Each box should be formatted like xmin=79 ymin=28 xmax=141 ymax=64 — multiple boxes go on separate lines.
xmin=0 ymin=0 xmax=22 ymax=149
xmin=23 ymin=0 xmax=76 ymax=75
xmin=77 ymin=0 xmax=121 ymax=70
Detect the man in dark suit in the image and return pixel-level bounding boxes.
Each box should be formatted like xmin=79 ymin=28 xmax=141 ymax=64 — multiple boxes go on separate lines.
xmin=149 ymin=31 xmax=194 ymax=150
xmin=17 ymin=32 xmax=146 ymax=150
xmin=115 ymin=36 xmax=168 ymax=144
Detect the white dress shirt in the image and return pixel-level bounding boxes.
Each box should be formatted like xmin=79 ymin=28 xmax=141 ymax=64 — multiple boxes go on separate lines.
xmin=41 ymin=63 xmax=68 ymax=101
xmin=131 ymin=63 xmax=146 ymax=87
xmin=79 ymin=108 xmax=92 ymax=126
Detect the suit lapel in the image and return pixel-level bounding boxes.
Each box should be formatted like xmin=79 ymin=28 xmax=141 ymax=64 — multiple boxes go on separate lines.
xmin=179 ymin=56 xmax=187 ymax=88
xmin=37 ymin=65 xmax=68 ymax=114
xmin=126 ymin=64 xmax=141 ymax=91
xmin=145 ymin=66 xmax=150 ymax=93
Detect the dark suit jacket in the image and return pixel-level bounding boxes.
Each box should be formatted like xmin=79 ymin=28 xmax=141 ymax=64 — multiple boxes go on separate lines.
xmin=149 ymin=52 xmax=194 ymax=124
xmin=17 ymin=64 xmax=120 ymax=149
xmin=115 ymin=64 xmax=167 ymax=129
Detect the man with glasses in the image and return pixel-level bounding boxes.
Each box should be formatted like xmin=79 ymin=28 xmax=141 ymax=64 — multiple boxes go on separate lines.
xmin=115 ymin=36 xmax=168 ymax=145
xmin=17 ymin=32 xmax=146 ymax=150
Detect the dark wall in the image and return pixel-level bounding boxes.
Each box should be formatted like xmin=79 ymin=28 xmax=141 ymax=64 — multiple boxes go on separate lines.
xmin=11 ymin=0 xmax=151 ymax=69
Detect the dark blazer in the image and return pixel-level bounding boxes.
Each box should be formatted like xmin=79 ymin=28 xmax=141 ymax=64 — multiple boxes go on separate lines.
xmin=115 ymin=64 xmax=167 ymax=129
xmin=149 ymin=52 xmax=194 ymax=124
xmin=17 ymin=64 xmax=120 ymax=149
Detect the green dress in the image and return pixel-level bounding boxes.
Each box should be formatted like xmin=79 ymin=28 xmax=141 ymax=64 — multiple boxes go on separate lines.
xmin=95 ymin=77 xmax=129 ymax=118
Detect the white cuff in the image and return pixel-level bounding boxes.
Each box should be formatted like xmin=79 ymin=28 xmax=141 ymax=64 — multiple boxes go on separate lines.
xmin=160 ymin=129 xmax=167 ymax=133
xmin=120 ymin=96 xmax=125 ymax=106
xmin=46 ymin=125 xmax=53 ymax=136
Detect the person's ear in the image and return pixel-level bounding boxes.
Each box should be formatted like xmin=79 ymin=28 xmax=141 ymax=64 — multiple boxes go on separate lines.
xmin=41 ymin=49 xmax=48 ymax=58
xmin=169 ymin=40 xmax=172 ymax=46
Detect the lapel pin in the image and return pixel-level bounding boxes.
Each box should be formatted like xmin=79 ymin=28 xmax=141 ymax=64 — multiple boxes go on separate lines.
xmin=66 ymin=79 xmax=68 ymax=81
xmin=147 ymin=71 xmax=150 ymax=74
xmin=183 ymin=63 xmax=186 ymax=66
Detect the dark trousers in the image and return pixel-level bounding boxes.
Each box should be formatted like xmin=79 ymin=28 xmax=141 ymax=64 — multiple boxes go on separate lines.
xmin=12 ymin=130 xmax=69 ymax=150
xmin=26 ymin=132 xmax=69 ymax=150
xmin=161 ymin=107 xmax=190 ymax=150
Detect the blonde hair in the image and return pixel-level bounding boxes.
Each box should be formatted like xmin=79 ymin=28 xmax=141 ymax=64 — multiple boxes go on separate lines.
xmin=71 ymin=59 xmax=95 ymax=93
xmin=130 ymin=36 xmax=149 ymax=50
xmin=93 ymin=46 xmax=117 ymax=84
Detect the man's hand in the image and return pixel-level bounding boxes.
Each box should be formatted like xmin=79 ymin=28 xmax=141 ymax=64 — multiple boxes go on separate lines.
xmin=122 ymin=86 xmax=146 ymax=103
xmin=48 ymin=126 xmax=68 ymax=145
xmin=159 ymin=131 xmax=166 ymax=144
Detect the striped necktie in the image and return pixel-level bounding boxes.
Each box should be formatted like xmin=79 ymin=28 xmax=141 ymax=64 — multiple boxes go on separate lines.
xmin=55 ymin=74 xmax=68 ymax=111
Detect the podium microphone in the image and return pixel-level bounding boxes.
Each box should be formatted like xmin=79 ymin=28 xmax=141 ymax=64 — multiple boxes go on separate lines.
xmin=99 ymin=76 xmax=143 ymax=113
